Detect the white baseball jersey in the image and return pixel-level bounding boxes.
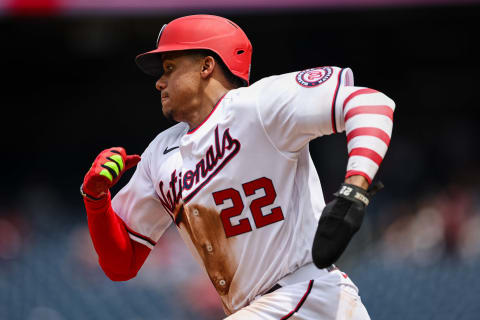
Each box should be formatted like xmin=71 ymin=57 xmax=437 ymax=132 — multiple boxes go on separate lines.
xmin=112 ymin=66 xmax=395 ymax=314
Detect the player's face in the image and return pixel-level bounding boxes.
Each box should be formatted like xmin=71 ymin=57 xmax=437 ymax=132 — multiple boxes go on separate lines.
xmin=155 ymin=52 xmax=203 ymax=122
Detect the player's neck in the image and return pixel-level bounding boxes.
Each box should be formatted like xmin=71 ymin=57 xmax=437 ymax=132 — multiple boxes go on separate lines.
xmin=185 ymin=83 xmax=231 ymax=130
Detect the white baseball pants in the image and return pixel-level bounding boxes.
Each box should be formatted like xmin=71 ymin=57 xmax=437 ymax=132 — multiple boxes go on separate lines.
xmin=225 ymin=264 xmax=370 ymax=320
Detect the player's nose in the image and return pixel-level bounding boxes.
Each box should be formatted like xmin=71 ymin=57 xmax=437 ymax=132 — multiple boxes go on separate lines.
xmin=155 ymin=77 xmax=167 ymax=91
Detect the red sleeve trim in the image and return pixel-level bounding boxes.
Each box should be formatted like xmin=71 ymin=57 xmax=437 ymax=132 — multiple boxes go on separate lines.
xmin=343 ymin=88 xmax=378 ymax=110
xmin=346 ymin=127 xmax=391 ymax=145
xmin=345 ymin=170 xmax=372 ymax=184
xmin=349 ymin=147 xmax=383 ymax=165
xmin=123 ymin=222 xmax=157 ymax=247
xmin=330 ymin=69 xmax=344 ymax=133
xmin=344 ymin=105 xmax=393 ymax=122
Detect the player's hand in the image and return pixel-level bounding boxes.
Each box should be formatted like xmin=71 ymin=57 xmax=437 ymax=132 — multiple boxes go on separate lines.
xmin=312 ymin=182 xmax=383 ymax=269
xmin=81 ymin=147 xmax=141 ymax=200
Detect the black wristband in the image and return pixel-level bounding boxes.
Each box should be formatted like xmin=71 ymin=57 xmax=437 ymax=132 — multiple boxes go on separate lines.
xmin=80 ymin=184 xmax=106 ymax=201
xmin=334 ymin=183 xmax=370 ymax=206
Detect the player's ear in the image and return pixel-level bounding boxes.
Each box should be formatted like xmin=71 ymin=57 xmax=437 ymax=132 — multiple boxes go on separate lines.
xmin=200 ymin=56 xmax=215 ymax=79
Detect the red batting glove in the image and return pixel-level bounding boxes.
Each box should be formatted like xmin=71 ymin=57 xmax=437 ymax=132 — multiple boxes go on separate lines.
xmin=81 ymin=147 xmax=141 ymax=200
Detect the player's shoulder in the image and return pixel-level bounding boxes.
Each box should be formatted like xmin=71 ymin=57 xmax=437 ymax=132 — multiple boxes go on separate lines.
xmin=228 ymin=67 xmax=351 ymax=108
xmin=232 ymin=66 xmax=351 ymax=99
xmin=224 ymin=72 xmax=294 ymax=106
xmin=254 ymin=66 xmax=352 ymax=89
xmin=143 ymin=122 xmax=189 ymax=158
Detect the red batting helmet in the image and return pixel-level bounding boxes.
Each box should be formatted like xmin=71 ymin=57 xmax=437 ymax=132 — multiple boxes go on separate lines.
xmin=135 ymin=15 xmax=253 ymax=85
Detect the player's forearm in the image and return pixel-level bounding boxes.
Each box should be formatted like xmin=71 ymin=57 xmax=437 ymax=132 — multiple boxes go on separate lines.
xmin=84 ymin=193 xmax=148 ymax=280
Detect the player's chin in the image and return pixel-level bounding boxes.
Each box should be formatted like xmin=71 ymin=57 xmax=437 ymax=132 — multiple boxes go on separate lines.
xmin=162 ymin=106 xmax=176 ymax=123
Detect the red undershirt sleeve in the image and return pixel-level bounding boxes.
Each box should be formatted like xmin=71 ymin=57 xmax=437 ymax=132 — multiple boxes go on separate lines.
xmin=84 ymin=192 xmax=151 ymax=281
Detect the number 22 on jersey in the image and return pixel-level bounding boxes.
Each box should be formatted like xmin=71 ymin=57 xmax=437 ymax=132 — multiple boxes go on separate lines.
xmin=212 ymin=177 xmax=285 ymax=237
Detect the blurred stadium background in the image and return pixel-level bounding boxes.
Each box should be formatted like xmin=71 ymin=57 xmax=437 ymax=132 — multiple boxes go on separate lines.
xmin=1 ymin=0 xmax=480 ymax=319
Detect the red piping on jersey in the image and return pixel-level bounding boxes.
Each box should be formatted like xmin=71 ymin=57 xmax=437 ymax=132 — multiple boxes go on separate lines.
xmin=343 ymin=88 xmax=378 ymax=110
xmin=344 ymin=105 xmax=393 ymax=122
xmin=330 ymin=69 xmax=344 ymax=133
xmin=280 ymin=280 xmax=314 ymax=320
xmin=349 ymin=147 xmax=383 ymax=165
xmin=346 ymin=170 xmax=372 ymax=184
xmin=347 ymin=127 xmax=391 ymax=145
xmin=123 ymin=221 xmax=157 ymax=247
xmin=187 ymin=93 xmax=227 ymax=134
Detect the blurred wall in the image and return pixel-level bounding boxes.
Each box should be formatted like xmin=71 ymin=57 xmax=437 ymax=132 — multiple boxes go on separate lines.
xmin=1 ymin=5 xmax=479 ymax=205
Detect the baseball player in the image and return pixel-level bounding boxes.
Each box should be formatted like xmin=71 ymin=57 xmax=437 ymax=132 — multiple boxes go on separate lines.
xmin=81 ymin=15 xmax=395 ymax=319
